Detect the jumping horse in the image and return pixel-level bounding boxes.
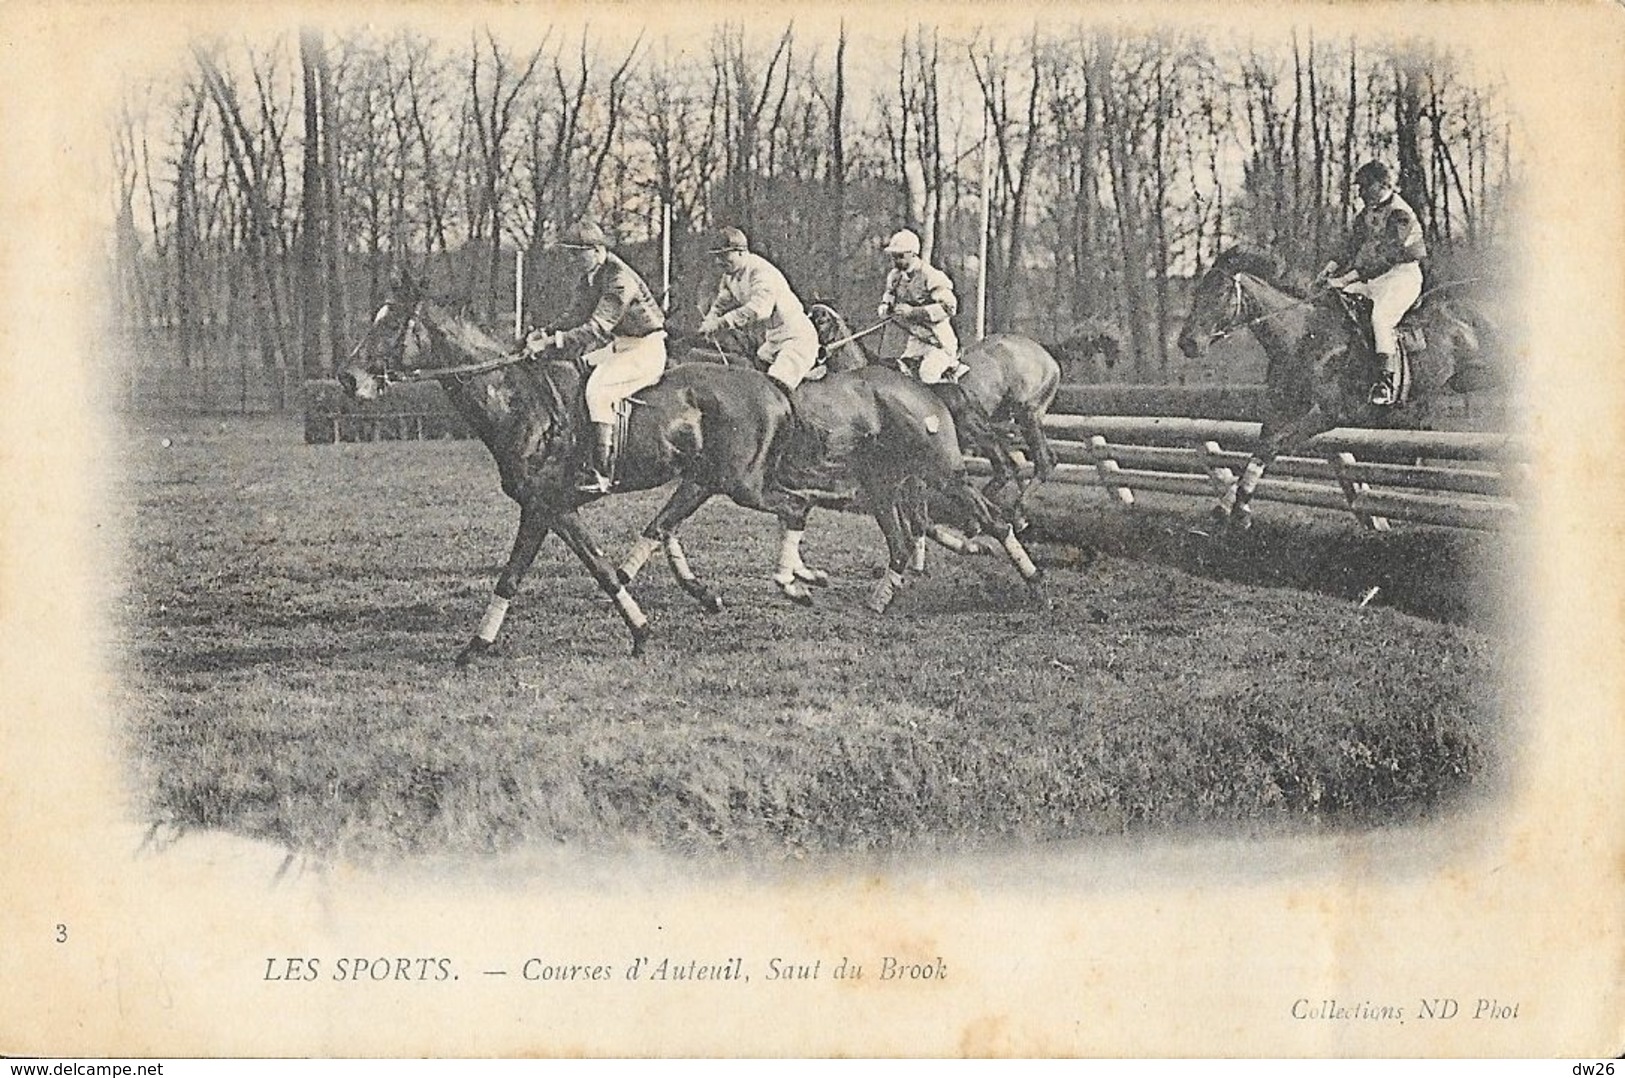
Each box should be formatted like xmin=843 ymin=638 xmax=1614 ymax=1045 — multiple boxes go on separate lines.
xmin=1175 ymin=246 xmax=1498 ymax=530
xmin=340 ymin=272 xmax=1047 ymax=664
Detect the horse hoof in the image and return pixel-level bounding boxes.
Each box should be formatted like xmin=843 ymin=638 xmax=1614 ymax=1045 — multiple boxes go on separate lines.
xmin=630 ymin=624 xmax=652 ymax=657
xmin=777 ymin=580 xmax=814 ymax=607
xmin=966 ymin=534 xmax=1002 ymax=557
xmin=867 ymin=580 xmax=898 ymax=614
xmin=794 ymin=567 xmax=829 ymax=588
xmin=701 ymin=593 xmax=724 ymax=615
xmin=455 ymin=638 xmax=492 ymax=667
xmin=615 ymin=567 xmax=633 ymax=588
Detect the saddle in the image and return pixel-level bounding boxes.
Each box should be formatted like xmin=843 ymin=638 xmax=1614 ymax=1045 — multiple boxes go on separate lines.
xmin=1331 ymin=291 xmax=1426 ymax=404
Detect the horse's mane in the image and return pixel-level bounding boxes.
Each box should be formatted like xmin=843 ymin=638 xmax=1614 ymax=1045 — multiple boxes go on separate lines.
xmin=1213 ymin=245 xmax=1285 ymax=282
xmin=419 ymin=299 xmax=515 ymax=361
xmin=1211 ymin=246 xmax=1316 ymax=301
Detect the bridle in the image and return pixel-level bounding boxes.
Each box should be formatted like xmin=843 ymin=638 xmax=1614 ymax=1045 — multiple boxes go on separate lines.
xmin=1204 ymin=272 xmax=1317 ymax=343
xmin=349 ymin=300 xmax=529 ymax=386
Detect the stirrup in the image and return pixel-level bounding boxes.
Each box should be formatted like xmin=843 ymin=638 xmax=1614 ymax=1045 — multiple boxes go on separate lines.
xmin=575 ymin=469 xmax=612 ymax=494
xmin=1368 ymin=377 xmax=1397 ymax=407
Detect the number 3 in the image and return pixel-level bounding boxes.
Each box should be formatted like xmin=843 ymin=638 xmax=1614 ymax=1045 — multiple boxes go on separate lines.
xmin=55 ymin=924 xmax=67 ymax=943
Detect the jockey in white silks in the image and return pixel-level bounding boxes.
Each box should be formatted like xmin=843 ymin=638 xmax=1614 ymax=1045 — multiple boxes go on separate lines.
xmin=523 ymin=218 xmax=668 ymax=493
xmin=875 ymin=228 xmax=968 ymax=385
xmin=697 ymin=227 xmax=822 ymax=392
xmin=1320 ymin=160 xmax=1429 ymax=407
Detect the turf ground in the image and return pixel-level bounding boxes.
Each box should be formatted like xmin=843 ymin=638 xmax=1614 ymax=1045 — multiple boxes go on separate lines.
xmin=110 ymin=415 xmax=1511 ymax=866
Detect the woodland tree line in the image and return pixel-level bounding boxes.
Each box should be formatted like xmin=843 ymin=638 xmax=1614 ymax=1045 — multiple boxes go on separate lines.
xmin=108 ymin=21 xmax=1516 ymax=411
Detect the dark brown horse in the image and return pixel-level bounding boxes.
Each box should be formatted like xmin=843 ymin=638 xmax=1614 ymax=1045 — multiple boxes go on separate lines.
xmin=806 ymin=304 xmax=1062 ymax=543
xmin=1176 ymin=246 xmax=1497 ymax=530
xmin=341 ymin=274 xmax=1046 ymax=663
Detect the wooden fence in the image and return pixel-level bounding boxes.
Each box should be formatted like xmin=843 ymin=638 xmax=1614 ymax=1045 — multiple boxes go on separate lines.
xmin=1019 ymin=415 xmax=1522 ymax=531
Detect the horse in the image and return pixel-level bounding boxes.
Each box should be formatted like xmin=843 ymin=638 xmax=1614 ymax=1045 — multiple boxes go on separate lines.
xmin=1175 ymin=246 xmax=1498 ymax=530
xmin=805 ymin=303 xmax=1063 ymax=534
xmin=340 ymin=273 xmax=1047 ymax=664
xmin=641 ymin=310 xmax=1051 ymax=611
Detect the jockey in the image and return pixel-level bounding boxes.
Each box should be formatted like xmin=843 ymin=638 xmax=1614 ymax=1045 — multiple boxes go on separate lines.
xmin=1320 ymin=161 xmax=1428 ymax=406
xmin=697 ymin=226 xmax=822 ymax=392
xmin=523 ymin=218 xmax=667 ymax=493
xmin=876 ymin=229 xmax=966 ymax=384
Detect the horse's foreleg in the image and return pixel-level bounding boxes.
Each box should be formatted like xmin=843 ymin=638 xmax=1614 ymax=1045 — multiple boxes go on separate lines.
xmin=457 ymin=502 xmax=551 ymax=666
xmin=552 ymin=511 xmax=653 ymax=656
xmin=1222 ymin=413 xmax=1328 ymax=532
xmin=625 ymin=479 xmax=723 ymax=613
xmin=939 ymin=477 xmax=1051 ymax=609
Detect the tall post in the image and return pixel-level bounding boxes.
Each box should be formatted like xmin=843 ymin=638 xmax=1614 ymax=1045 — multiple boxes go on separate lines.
xmin=976 ymin=125 xmax=991 ymax=340
xmin=662 ymin=202 xmax=673 ymax=311
xmin=513 ymin=247 xmax=524 ymax=339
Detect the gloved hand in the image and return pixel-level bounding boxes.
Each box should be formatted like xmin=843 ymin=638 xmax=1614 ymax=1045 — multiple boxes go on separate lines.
xmin=877 ymin=302 xmax=892 ymax=318
xmin=892 ymin=303 xmax=916 ymax=322
xmin=698 ymin=313 xmax=724 ymax=336
xmin=522 ymin=327 xmax=554 ymax=356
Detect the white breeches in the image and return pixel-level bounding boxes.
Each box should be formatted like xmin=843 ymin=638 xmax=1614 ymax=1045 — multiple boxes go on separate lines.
xmin=759 ymin=330 xmax=821 ymax=391
xmin=584 ymin=332 xmax=667 ymax=424
xmin=913 ymin=346 xmax=960 ymax=384
xmin=1342 ymin=262 xmax=1422 ymax=356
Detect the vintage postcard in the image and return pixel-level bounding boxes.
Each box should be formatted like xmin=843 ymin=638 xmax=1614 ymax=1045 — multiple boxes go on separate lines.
xmin=1 ymin=0 xmax=1621 ymax=1059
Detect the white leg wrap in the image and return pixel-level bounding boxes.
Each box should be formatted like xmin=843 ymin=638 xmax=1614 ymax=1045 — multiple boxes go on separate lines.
xmin=476 ymin=595 xmax=511 ymax=643
xmin=613 ymin=587 xmax=649 ymax=629
xmin=911 ymin=535 xmax=928 ymax=572
xmin=775 ymin=528 xmax=804 ymax=583
xmin=665 ymin=535 xmax=696 ymax=581
xmin=1239 ymin=457 xmax=1266 ymax=497
xmin=929 ymin=524 xmax=968 ymax=553
xmin=1003 ymin=532 xmax=1040 ymax=579
xmin=620 ymin=535 xmax=660 ymax=581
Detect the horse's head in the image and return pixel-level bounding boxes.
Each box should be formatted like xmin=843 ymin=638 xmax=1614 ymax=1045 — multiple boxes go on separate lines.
xmin=807 ymin=302 xmax=871 ymax=373
xmin=1177 ymin=246 xmax=1284 ymax=359
xmin=339 ymin=270 xmax=430 ymax=401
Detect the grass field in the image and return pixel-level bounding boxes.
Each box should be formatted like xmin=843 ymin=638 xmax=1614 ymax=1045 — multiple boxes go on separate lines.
xmin=111 ymin=416 xmax=1511 ymax=866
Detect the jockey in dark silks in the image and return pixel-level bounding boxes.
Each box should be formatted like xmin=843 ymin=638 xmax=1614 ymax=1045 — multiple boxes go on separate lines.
xmin=1318 ymin=161 xmax=1428 ymax=407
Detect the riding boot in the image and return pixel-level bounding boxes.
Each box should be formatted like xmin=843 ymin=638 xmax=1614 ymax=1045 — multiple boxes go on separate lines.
xmin=1369 ymin=352 xmax=1400 ymax=406
xmin=576 ymin=421 xmax=614 ymax=493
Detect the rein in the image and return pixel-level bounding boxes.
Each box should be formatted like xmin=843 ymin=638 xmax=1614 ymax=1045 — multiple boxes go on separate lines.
xmin=1210 ymin=274 xmax=1316 ymax=341
xmin=1214 ymin=272 xmax=1490 ymax=342
xmin=819 ymin=317 xmax=891 ymax=352
xmin=357 ymin=307 xmax=529 ymax=385
xmin=806 ymin=304 xmax=889 ymax=352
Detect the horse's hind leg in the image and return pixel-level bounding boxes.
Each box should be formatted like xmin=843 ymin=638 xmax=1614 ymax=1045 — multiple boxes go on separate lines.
xmin=866 ymin=493 xmax=915 ymax=614
xmin=770 ymin=501 xmax=823 ymax=607
xmin=457 ymin=501 xmax=552 ymax=666
xmin=621 ymin=479 xmax=724 ymax=613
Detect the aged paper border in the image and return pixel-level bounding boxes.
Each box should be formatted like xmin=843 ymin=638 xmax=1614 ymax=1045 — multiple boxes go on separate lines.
xmin=2 ymin=0 xmax=1621 ymax=1058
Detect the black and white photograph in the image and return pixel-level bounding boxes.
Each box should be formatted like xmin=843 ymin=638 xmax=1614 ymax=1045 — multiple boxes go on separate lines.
xmin=1 ymin=0 xmax=1621 ymax=1060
